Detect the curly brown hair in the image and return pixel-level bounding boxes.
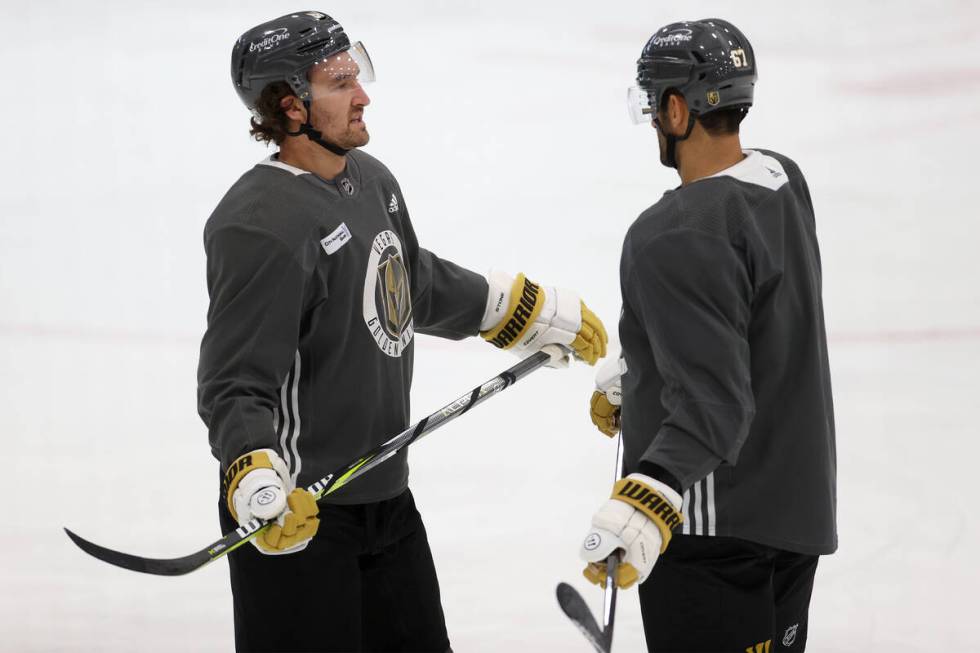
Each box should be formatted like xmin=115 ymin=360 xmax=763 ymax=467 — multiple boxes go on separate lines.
xmin=248 ymin=81 xmax=297 ymax=145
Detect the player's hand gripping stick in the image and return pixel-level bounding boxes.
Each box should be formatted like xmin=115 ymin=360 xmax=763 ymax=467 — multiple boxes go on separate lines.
xmin=590 ymin=356 xmax=626 ymax=437
xmin=580 ymin=473 xmax=684 ymax=589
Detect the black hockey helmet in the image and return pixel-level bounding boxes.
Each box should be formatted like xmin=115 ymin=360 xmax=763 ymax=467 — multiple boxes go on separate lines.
xmin=627 ymin=18 xmax=756 ymax=125
xmin=230 ymin=11 xmax=374 ymax=155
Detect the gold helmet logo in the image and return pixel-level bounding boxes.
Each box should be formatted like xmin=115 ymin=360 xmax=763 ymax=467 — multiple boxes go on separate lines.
xmin=707 ymin=90 xmax=720 ymax=106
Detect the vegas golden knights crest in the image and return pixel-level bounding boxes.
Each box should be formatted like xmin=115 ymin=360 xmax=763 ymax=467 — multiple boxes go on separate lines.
xmin=363 ymin=230 xmax=415 ymax=357
xmin=378 ymin=251 xmax=411 ymax=337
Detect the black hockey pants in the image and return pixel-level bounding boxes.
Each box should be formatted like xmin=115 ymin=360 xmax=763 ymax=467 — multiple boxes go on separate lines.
xmin=220 ymin=488 xmax=451 ymax=652
xmin=639 ymin=534 xmax=819 ymax=652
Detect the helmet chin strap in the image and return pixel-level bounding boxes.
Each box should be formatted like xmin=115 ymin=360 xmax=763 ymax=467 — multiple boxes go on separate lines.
xmin=285 ymin=99 xmax=349 ymax=157
xmin=663 ymin=113 xmax=697 ymax=169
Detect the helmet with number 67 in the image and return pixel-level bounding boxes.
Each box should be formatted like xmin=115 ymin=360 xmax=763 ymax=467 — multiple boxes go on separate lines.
xmin=628 ymin=18 xmax=756 ymax=125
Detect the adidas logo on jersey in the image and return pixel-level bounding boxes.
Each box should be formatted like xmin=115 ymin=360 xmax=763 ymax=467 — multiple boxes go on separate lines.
xmin=388 ymin=193 xmax=399 ymax=213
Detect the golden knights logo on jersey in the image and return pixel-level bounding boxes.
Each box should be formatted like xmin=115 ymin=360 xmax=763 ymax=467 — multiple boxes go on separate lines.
xmin=378 ymin=251 xmax=411 ymax=336
xmin=363 ymin=229 xmax=414 ymax=357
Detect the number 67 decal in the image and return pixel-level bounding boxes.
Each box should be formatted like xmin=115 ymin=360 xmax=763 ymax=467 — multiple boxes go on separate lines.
xmin=730 ymin=48 xmax=749 ymax=67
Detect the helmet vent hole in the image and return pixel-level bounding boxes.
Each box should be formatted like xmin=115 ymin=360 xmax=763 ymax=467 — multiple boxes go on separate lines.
xmin=298 ymin=37 xmax=332 ymax=54
xmin=298 ymin=27 xmax=313 ymax=36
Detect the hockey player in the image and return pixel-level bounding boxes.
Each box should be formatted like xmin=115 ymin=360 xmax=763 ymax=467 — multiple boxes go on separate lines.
xmin=198 ymin=11 xmax=607 ymax=653
xmin=579 ymin=19 xmax=836 ymax=653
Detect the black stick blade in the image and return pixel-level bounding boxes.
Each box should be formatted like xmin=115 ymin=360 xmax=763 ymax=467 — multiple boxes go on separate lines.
xmin=64 ymin=528 xmax=212 ymax=576
xmin=556 ymin=582 xmax=609 ymax=653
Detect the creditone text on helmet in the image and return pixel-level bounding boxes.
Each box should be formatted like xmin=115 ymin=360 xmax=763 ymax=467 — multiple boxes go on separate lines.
xmin=651 ymin=29 xmax=693 ymax=46
xmin=249 ymin=29 xmax=290 ymax=53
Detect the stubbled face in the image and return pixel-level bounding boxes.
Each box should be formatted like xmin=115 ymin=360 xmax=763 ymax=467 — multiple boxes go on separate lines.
xmin=654 ymin=112 xmax=669 ymax=167
xmin=306 ymin=50 xmax=371 ymax=148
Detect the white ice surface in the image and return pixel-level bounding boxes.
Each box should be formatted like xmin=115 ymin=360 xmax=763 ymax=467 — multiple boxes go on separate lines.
xmin=3 ymin=1 xmax=980 ymax=651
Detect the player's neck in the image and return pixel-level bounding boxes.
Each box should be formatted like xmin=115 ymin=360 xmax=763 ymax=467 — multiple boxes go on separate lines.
xmin=677 ymin=135 xmax=744 ymax=186
xmin=278 ymin=137 xmax=347 ymax=181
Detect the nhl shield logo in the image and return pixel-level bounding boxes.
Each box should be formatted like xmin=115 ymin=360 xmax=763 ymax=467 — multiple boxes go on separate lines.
xmin=782 ymin=624 xmax=799 ymax=647
xmin=707 ymin=90 xmax=721 ymax=106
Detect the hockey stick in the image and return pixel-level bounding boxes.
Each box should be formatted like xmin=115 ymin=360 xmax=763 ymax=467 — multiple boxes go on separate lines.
xmin=65 ymin=347 xmax=564 ymax=576
xmin=556 ymin=432 xmax=624 ymax=653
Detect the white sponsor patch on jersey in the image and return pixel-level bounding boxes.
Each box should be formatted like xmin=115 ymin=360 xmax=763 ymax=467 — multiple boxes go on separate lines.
xmin=388 ymin=193 xmax=399 ymax=213
xmin=321 ymin=223 xmax=352 ymax=255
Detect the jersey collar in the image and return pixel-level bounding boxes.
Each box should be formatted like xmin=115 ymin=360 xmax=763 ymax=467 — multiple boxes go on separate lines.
xmin=257 ymin=153 xmax=361 ymax=198
xmin=701 ymin=149 xmax=788 ymax=191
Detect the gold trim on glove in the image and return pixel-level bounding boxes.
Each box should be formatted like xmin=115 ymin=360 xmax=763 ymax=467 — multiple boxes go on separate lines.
xmin=589 ymin=390 xmax=620 ymax=437
xmin=222 ymin=450 xmax=277 ymax=520
xmin=611 ymin=478 xmax=684 ymax=553
xmin=258 ymin=488 xmax=320 ymax=553
xmin=583 ymin=560 xmax=641 ymax=590
xmin=573 ymin=302 xmax=608 ymax=365
xmin=480 ymin=273 xmax=544 ymax=349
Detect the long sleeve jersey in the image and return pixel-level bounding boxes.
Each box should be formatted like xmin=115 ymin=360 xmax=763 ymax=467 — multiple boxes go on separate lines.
xmin=619 ymin=149 xmax=837 ymax=555
xmin=197 ymin=150 xmax=488 ymax=504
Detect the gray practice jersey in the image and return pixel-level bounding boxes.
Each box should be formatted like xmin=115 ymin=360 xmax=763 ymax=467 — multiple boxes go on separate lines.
xmin=198 ymin=150 xmax=488 ymax=504
xmin=620 ymin=149 xmax=837 ymax=555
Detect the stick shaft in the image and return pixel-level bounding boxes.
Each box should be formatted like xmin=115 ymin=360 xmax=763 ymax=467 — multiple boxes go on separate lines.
xmin=307 ymin=349 xmax=554 ymax=501
xmin=602 ymin=433 xmax=625 ymax=646
xmin=65 ymin=349 xmax=558 ymax=576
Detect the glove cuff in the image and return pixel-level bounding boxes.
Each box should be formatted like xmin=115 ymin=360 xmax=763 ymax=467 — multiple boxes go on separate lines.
xmin=610 ymin=473 xmax=684 ymax=553
xmin=480 ymin=272 xmax=545 ymax=349
xmin=223 ymin=449 xmax=288 ymax=520
xmin=594 ymin=356 xmax=627 ymax=402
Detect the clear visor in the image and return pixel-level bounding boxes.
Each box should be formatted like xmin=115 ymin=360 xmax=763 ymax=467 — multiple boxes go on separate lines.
xmin=627 ymin=86 xmax=655 ymax=125
xmin=306 ymin=41 xmax=375 ymax=97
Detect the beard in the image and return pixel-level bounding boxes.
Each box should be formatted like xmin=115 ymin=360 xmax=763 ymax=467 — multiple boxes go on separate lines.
xmin=657 ymin=133 xmax=669 ymax=167
xmin=339 ymin=125 xmax=370 ymax=148
xmin=311 ymin=110 xmax=370 ymax=150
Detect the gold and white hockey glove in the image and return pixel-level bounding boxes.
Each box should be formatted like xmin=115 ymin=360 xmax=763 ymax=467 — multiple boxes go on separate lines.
xmin=223 ymin=449 xmax=319 ymax=555
xmin=480 ymin=270 xmax=608 ymax=366
xmin=590 ymin=356 xmax=626 ymax=437
xmin=580 ymin=474 xmax=683 ymax=589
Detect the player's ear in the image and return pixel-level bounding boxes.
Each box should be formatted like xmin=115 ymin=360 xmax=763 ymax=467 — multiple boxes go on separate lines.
xmin=667 ymin=94 xmax=689 ymax=132
xmin=280 ymin=95 xmax=307 ymax=125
